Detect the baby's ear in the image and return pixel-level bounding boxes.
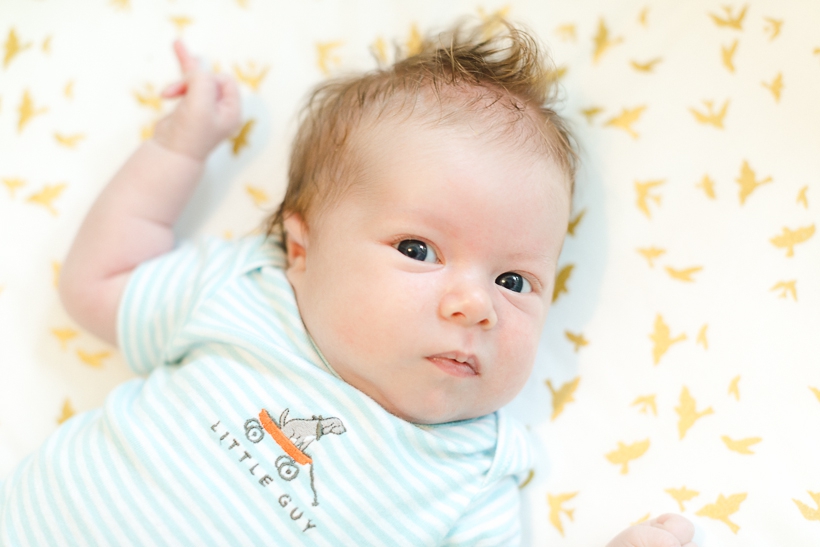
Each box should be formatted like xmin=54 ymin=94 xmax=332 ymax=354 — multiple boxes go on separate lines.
xmin=283 ymin=213 xmax=308 ymax=273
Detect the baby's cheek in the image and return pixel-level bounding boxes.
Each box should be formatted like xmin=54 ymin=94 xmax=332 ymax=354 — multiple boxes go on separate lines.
xmin=333 ymin=272 xmax=415 ymax=357
xmin=495 ymin=316 xmax=540 ymax=381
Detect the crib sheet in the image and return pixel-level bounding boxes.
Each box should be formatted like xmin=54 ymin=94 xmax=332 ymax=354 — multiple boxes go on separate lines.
xmin=1 ymin=0 xmax=819 ymax=545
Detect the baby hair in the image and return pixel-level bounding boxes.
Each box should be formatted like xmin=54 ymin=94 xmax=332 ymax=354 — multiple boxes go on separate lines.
xmin=264 ymin=17 xmax=577 ymax=245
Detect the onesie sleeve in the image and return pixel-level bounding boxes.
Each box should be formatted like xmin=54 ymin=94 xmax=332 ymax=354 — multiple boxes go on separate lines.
xmin=442 ymin=410 xmax=534 ymax=546
xmin=116 ymin=236 xmax=242 ymax=375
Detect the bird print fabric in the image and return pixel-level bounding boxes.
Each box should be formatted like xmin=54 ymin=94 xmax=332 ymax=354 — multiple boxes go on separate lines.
xmin=1 ymin=1 xmax=818 ymax=546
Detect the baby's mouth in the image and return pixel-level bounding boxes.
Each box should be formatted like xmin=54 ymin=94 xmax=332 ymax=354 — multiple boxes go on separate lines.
xmin=426 ymin=352 xmax=480 ymax=377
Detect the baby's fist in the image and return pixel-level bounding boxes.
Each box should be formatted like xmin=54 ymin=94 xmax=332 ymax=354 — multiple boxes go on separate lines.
xmin=153 ymin=41 xmax=242 ymax=161
xmin=606 ymin=514 xmax=697 ymax=547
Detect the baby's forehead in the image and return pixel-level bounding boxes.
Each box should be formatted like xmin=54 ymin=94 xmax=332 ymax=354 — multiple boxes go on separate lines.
xmin=352 ymin=95 xmax=571 ymax=191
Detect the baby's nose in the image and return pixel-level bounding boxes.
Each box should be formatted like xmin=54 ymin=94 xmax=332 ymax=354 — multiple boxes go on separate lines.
xmin=439 ymin=283 xmax=497 ymax=329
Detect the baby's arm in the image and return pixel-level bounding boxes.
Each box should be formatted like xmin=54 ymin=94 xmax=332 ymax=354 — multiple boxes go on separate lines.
xmin=606 ymin=514 xmax=697 ymax=547
xmin=59 ymin=41 xmax=240 ymax=346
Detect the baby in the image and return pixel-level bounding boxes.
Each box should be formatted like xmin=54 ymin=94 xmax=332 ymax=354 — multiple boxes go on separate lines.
xmin=0 ymin=20 xmax=696 ymax=547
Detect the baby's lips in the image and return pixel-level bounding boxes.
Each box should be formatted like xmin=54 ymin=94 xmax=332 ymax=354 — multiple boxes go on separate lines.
xmin=427 ymin=351 xmax=481 ymax=375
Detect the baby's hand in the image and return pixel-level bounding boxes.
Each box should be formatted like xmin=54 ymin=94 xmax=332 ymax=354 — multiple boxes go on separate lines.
xmin=606 ymin=514 xmax=697 ymax=547
xmin=153 ymin=41 xmax=241 ymax=161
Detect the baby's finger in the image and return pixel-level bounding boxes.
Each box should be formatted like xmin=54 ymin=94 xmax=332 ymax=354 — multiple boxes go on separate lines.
xmin=215 ymin=73 xmax=239 ymax=104
xmin=648 ymin=514 xmax=695 ymax=545
xmin=214 ymin=73 xmax=242 ymax=130
xmin=160 ymin=80 xmax=188 ymax=98
xmin=173 ymin=40 xmax=201 ymax=75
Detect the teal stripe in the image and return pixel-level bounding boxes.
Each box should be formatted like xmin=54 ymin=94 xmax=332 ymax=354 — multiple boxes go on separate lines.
xmin=137 ymin=381 xmax=273 ymax=545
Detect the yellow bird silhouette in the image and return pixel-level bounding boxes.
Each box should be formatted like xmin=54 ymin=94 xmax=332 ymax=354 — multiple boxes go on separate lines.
xmin=245 ymin=185 xmax=269 ymax=207
xmin=728 ymin=375 xmax=741 ymax=400
xmin=18 ymin=90 xmax=48 ymax=133
xmin=552 ymin=264 xmax=574 ymax=303
xmin=42 ymin=35 xmax=52 ymax=54
xmin=638 ymin=7 xmax=650 ymax=27
xmin=52 ymin=262 xmax=61 ymax=288
xmin=736 ymin=160 xmax=772 ymax=205
xmin=140 ymin=120 xmax=157 ymax=142
xmin=606 ymin=439 xmax=650 ymax=474
xmin=635 ymin=179 xmax=664 ymax=218
xmin=631 ymin=513 xmax=650 ymax=525
xmin=810 ymin=387 xmax=820 ymax=403
xmin=404 ymin=24 xmax=424 ymax=56
xmin=57 ymin=398 xmax=75 ymax=425
xmin=233 ymin=61 xmax=269 ymax=91
xmin=26 ymin=183 xmax=66 ymax=216
xmin=547 ymin=65 xmax=568 ymax=82
xmin=4 ymin=28 xmax=32 ymax=68
xmin=230 ymin=119 xmax=255 ymax=155
xmin=722 ymin=435 xmax=761 ymax=455
xmin=169 ymin=15 xmax=193 ymax=34
xmin=604 ymin=106 xmax=647 ymax=139
xmin=2 ymin=178 xmax=26 ymax=198
xmin=316 ymin=41 xmax=344 ymax=75
xmin=370 ymin=36 xmax=388 ymax=66
xmin=631 ymin=394 xmax=657 ymax=416
xmin=721 ymin=39 xmax=739 ymax=72
xmin=564 ymin=331 xmax=589 ymax=352
xmin=477 ymin=5 xmax=511 ymax=38
xmin=235 ymin=0 xmax=249 ymax=7
xmin=567 ymin=209 xmax=586 ymax=236
xmin=762 ymin=72 xmax=784 ymax=102
xmin=630 ymin=58 xmax=662 ymax=73
xmin=555 ymin=23 xmax=577 ymax=42
xmin=110 ymin=0 xmax=131 ymax=10
xmin=650 ymin=314 xmax=686 ymax=365
xmin=695 ymin=324 xmax=709 ymax=349
xmin=689 ymin=99 xmax=729 ymax=128
xmin=64 ymin=80 xmax=74 ymax=99
xmin=133 ymin=84 xmax=162 ymax=112
xmin=545 ymin=377 xmax=580 ymax=420
xmin=54 ymin=133 xmax=86 ymax=148
xmin=676 ymin=386 xmax=713 ymax=439
xmin=77 ymin=349 xmax=112 ymax=368
xmin=51 ymin=327 xmax=79 ymax=350
xmin=708 ymin=5 xmax=748 ymax=30
xmin=763 ymin=17 xmax=783 ymax=41
xmin=696 ymin=493 xmax=747 ymax=534
xmin=665 ymin=265 xmax=702 ymax=283
xmin=637 ymin=246 xmax=665 ymax=268
xmin=547 ymin=492 xmax=578 ymax=536
xmin=580 ymin=106 xmax=604 ymax=125
xmin=666 ymin=486 xmax=699 ymax=512
xmin=771 ymin=280 xmax=797 ymax=301
xmin=770 ymin=225 xmax=815 ymax=257
xmin=592 ymin=18 xmax=624 ymax=64
xmin=797 ymin=186 xmax=808 ymax=208
xmin=696 ymin=175 xmax=717 ymax=199
xmin=518 ymin=469 xmax=534 ymax=490
xmin=793 ymin=492 xmax=820 ymax=521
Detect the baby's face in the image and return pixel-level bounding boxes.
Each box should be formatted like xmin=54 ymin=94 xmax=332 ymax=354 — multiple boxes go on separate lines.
xmin=285 ymin=120 xmax=570 ymax=424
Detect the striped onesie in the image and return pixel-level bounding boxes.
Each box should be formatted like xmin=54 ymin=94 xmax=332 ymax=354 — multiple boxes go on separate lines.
xmin=0 ymin=236 xmax=533 ymax=546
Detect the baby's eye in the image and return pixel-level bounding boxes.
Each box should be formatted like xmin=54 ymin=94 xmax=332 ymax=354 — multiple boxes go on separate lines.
xmin=396 ymin=239 xmax=438 ymax=263
xmin=495 ymin=272 xmax=532 ymax=293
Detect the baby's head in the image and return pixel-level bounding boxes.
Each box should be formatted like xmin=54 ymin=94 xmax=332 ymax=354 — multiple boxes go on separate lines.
xmin=265 ymin=19 xmax=576 ymax=424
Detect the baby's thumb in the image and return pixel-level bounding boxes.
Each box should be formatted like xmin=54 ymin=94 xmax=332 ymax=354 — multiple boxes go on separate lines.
xmin=214 ymin=73 xmax=242 ymax=128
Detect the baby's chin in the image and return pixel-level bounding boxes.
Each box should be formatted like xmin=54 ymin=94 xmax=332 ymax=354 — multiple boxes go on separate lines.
xmin=379 ymin=391 xmax=496 ymax=425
